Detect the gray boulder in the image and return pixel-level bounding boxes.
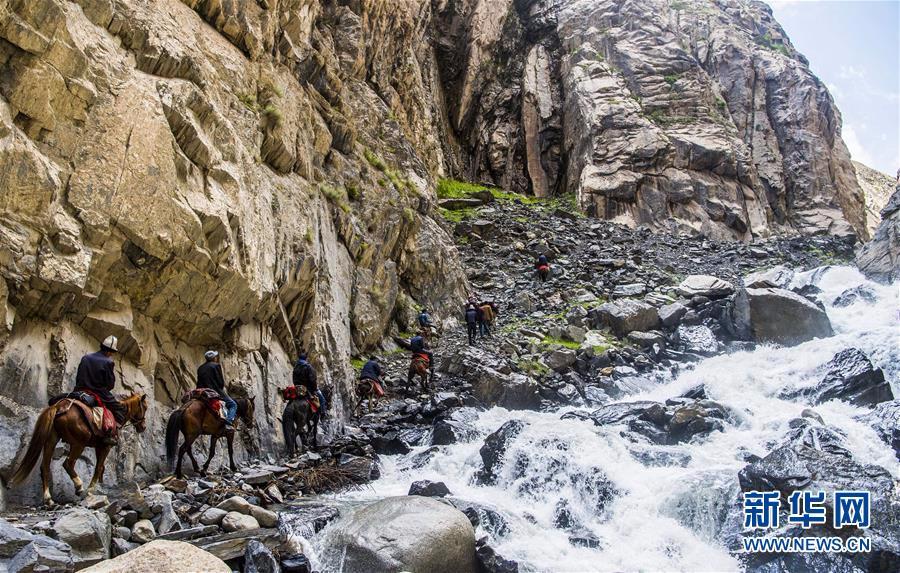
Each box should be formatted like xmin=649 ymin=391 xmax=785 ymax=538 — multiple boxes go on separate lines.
xmin=408 ymin=480 xmax=451 ymax=498
xmin=744 ymin=266 xmax=795 ymax=289
xmin=658 ymin=302 xmax=687 ymax=327
xmin=130 ymin=519 xmax=156 ymax=544
xmin=51 ymin=508 xmax=111 ymax=567
xmin=812 ymin=348 xmax=893 ymax=407
xmin=545 ymin=348 xmax=577 ymax=371
xmin=7 ymin=535 xmax=74 ymax=573
xmin=730 ymin=287 xmax=833 ymax=345
xmin=221 ymin=512 xmax=259 ymax=533
xmin=676 ymin=325 xmax=719 ymax=355
xmin=244 ymin=539 xmax=279 ymax=573
xmin=677 ymin=275 xmax=735 ymax=298
xmin=856 ymin=187 xmax=899 ymax=284
xmin=590 ymin=299 xmax=660 ymax=337
xmin=0 ymin=518 xmax=35 ymax=558
xmin=856 ymin=400 xmax=900 ymax=461
xmin=477 ymin=420 xmax=526 ymax=485
xmin=330 ymin=496 xmax=476 ymax=573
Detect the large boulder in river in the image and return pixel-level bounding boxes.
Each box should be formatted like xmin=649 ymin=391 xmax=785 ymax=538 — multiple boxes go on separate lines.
xmin=330 ymin=496 xmax=476 ymax=573
xmin=743 ymin=266 xmax=795 ymax=289
xmin=856 ymin=400 xmax=900 ymax=462
xmin=811 ymin=348 xmax=893 ymax=407
xmin=477 ymin=420 xmax=526 ymax=485
xmin=856 ymin=187 xmax=900 ymax=284
xmin=589 ymin=299 xmax=660 ymax=337
xmin=81 ymin=540 xmax=229 ymax=572
xmin=730 ymin=287 xmax=832 ymax=345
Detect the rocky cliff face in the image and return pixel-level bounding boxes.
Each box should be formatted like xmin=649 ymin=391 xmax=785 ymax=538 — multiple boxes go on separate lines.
xmin=853 ymin=161 xmax=896 ymax=236
xmin=0 ymin=0 xmax=468 ymax=505
xmin=436 ymin=0 xmax=866 ymax=240
xmin=0 ymin=0 xmax=873 ymax=506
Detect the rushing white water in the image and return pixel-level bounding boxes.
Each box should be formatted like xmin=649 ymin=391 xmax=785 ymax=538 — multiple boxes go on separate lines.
xmin=304 ymin=267 xmax=898 ymax=572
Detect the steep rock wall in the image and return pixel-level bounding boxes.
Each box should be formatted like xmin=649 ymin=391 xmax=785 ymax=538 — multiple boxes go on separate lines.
xmin=436 ymin=0 xmax=867 ymax=241
xmin=0 ymin=0 xmax=467 ymax=506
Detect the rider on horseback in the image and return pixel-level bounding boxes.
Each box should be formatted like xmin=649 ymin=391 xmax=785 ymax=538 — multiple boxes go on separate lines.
xmin=73 ymin=335 xmax=125 ymax=446
xmin=408 ymin=330 xmax=435 ymax=383
xmin=360 ymin=356 xmax=383 ymax=387
xmin=417 ymin=308 xmax=436 ymax=335
xmin=294 ymin=353 xmax=328 ymax=416
xmin=197 ymin=350 xmax=238 ymax=429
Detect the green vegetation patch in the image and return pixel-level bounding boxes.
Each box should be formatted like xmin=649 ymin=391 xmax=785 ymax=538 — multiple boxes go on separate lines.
xmin=438 ymin=206 xmax=475 ymax=223
xmin=320 ymin=184 xmax=351 ymax=213
xmin=350 ymin=358 xmax=366 ymax=369
xmin=541 ymin=336 xmax=581 ymax=349
xmin=517 ymin=358 xmax=550 ymax=377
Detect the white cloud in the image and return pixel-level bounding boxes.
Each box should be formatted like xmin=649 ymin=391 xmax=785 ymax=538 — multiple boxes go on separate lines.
xmin=842 ymin=124 xmax=875 ymax=166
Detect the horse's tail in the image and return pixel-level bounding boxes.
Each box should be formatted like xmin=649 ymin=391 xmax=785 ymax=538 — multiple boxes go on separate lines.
xmin=281 ymin=402 xmax=296 ymax=455
xmin=9 ymin=406 xmax=56 ymax=486
xmin=165 ymin=409 xmax=184 ymax=468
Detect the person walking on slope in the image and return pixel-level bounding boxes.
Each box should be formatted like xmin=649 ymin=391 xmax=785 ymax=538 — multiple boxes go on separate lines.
xmin=478 ymin=301 xmax=495 ymax=338
xmin=465 ymin=303 xmax=479 ymax=345
xmin=196 ymin=350 xmax=238 ymax=429
xmin=73 ymin=335 xmax=125 ymax=445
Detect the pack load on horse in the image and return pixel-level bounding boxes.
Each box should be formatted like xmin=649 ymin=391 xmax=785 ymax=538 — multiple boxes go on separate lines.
xmin=407 ymin=331 xmax=434 ymax=392
xmin=9 ymin=336 xmax=149 ymax=506
xmin=355 ymin=357 xmax=385 ymax=413
xmin=536 ymin=253 xmax=551 ymax=282
xmin=281 ymin=353 xmax=324 ymax=457
xmin=165 ymin=352 xmax=255 ymax=478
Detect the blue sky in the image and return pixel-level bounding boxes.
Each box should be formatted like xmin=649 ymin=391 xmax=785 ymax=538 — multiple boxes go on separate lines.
xmin=768 ymin=0 xmax=899 ymax=175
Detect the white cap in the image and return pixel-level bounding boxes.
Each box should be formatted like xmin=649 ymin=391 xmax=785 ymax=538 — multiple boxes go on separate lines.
xmin=205 ymin=350 xmax=219 ymax=360
xmin=101 ymin=335 xmax=118 ymax=352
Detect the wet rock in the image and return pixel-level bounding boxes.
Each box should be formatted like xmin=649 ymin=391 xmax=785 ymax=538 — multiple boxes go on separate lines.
xmin=475 ymin=537 xmax=518 ymax=573
xmin=52 ymin=507 xmax=111 ymax=567
xmin=856 ymin=400 xmax=900 ymax=461
xmin=241 ymin=470 xmax=274 ymax=486
xmin=677 ymin=275 xmax=734 ymax=298
xmin=408 ymin=480 xmax=451 ymax=498
xmin=812 ymin=348 xmax=892 ymax=407
xmin=590 ymin=299 xmax=660 ymax=337
xmin=676 ymin=325 xmax=720 ymax=355
xmin=856 ymin=188 xmax=900 ymax=284
xmin=82 ymin=539 xmax=229 ymax=572
xmin=7 ymin=535 xmax=74 ymax=573
xmin=280 ymin=553 xmax=311 ymax=573
xmin=832 ymin=285 xmax=877 ymax=307
xmin=432 ymin=408 xmax=479 ymax=445
xmin=611 ymin=283 xmax=646 ymax=297
xmin=730 ymin=287 xmax=833 ymax=345
xmin=131 ymin=520 xmax=156 ymax=544
xmin=221 ymin=512 xmax=259 ymax=533
xmin=327 ymin=496 xmax=476 ymax=573
xmin=744 ymin=266 xmax=795 ymax=289
xmin=244 ymin=539 xmax=279 ymax=573
xmin=626 ymin=330 xmax=664 ymax=349
xmin=477 ymin=420 xmax=527 ymax=485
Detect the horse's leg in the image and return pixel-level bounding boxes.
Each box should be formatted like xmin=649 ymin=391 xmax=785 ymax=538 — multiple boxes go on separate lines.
xmin=202 ymin=435 xmax=218 ymax=476
xmin=88 ymin=445 xmax=111 ymax=492
xmin=40 ymin=430 xmax=59 ymax=506
xmin=62 ymin=442 xmax=86 ymax=497
xmin=186 ymin=436 xmax=202 ymax=474
xmin=175 ymin=431 xmax=193 ymax=479
xmin=311 ymin=415 xmax=319 ymax=449
xmin=226 ymin=432 xmax=236 ymax=472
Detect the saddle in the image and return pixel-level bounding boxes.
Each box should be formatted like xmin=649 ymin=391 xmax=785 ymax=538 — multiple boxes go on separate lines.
xmin=537 ymin=264 xmax=550 ymax=272
xmin=360 ymin=378 xmax=384 ymax=397
xmin=183 ymin=388 xmax=227 ymax=420
xmin=282 ymin=385 xmax=319 ymax=412
xmin=55 ymin=397 xmax=115 ymax=438
xmin=412 ymin=352 xmax=430 ymax=367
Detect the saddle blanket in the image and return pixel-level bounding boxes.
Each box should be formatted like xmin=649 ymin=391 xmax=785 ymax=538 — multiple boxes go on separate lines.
xmin=183 ymin=388 xmax=226 ymax=420
xmin=56 ymin=399 xmax=115 ymax=437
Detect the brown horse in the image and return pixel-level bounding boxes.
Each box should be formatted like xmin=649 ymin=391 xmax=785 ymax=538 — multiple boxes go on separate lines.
xmin=165 ymin=397 xmax=255 ymax=478
xmin=407 ymin=356 xmax=431 ymax=393
xmin=354 ymin=378 xmax=383 ymax=414
xmin=9 ymin=394 xmax=149 ymax=506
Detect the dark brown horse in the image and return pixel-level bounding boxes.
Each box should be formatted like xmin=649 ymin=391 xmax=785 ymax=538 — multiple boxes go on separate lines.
xmin=407 ymin=356 xmax=431 ymax=393
xmin=354 ymin=378 xmax=383 ymax=414
xmin=165 ymin=397 xmax=255 ymax=478
xmin=9 ymin=394 xmax=149 ymax=506
xmin=281 ymin=398 xmax=319 ymax=457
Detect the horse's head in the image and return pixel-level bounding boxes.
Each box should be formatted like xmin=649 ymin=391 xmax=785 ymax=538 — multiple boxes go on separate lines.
xmin=125 ymin=394 xmax=149 ymax=433
xmin=239 ymin=396 xmax=255 ymax=427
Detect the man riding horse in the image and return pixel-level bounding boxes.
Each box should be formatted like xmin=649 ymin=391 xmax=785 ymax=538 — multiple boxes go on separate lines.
xmin=407 ymin=330 xmax=434 ymax=391
xmin=196 ymin=350 xmax=237 ymax=429
xmin=293 ymin=352 xmax=328 ymax=416
xmin=73 ymin=335 xmax=125 ymax=445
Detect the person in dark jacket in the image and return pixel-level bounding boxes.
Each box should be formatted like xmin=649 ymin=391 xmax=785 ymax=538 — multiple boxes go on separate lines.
xmin=409 ymin=331 xmax=435 ymax=382
xmin=417 ymin=308 xmax=435 ymax=335
xmin=293 ymin=353 xmax=328 ymax=415
xmin=536 ymin=254 xmax=551 ymax=282
xmin=74 ymin=335 xmax=125 ymax=445
xmin=465 ymin=304 xmax=478 ymax=345
xmin=197 ymin=350 xmax=237 ymax=427
xmin=360 ymin=357 xmax=382 ymax=383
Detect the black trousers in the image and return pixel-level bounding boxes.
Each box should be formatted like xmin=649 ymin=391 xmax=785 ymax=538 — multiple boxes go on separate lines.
xmin=467 ymin=323 xmax=477 ymax=344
